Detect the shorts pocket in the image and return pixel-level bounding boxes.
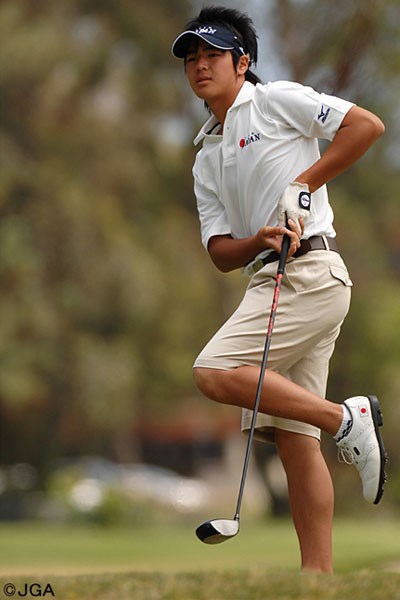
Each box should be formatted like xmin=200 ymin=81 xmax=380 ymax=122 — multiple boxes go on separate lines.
xmin=284 ymin=254 xmax=353 ymax=293
xmin=329 ymin=265 xmax=353 ymax=287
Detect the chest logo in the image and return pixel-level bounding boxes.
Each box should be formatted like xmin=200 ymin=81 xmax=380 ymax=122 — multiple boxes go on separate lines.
xmin=239 ymin=131 xmax=261 ymax=149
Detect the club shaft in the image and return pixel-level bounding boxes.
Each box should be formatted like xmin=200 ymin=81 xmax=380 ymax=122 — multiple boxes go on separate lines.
xmin=234 ymin=235 xmax=290 ymax=521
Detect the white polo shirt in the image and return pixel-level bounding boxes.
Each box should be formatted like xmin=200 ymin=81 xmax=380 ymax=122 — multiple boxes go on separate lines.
xmin=192 ymin=80 xmax=354 ymax=254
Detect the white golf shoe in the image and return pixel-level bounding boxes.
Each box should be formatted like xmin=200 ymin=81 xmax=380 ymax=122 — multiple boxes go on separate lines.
xmin=336 ymin=395 xmax=387 ymax=504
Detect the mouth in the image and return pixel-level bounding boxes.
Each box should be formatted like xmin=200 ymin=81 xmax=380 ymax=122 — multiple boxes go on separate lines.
xmin=196 ymin=77 xmax=212 ymax=85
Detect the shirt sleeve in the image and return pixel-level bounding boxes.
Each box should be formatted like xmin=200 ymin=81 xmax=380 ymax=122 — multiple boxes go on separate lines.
xmin=262 ymin=81 xmax=355 ymax=141
xmin=193 ymin=153 xmax=231 ymax=250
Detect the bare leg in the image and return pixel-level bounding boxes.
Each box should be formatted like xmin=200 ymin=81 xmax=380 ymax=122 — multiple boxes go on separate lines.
xmin=275 ymin=429 xmax=334 ymax=573
xmin=194 ymin=365 xmax=342 ymax=436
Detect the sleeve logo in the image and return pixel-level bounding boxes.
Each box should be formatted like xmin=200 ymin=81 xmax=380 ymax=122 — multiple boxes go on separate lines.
xmin=317 ymin=105 xmax=331 ymax=123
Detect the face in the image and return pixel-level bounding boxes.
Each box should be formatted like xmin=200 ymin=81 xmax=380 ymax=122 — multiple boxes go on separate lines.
xmin=185 ymin=39 xmax=248 ymax=105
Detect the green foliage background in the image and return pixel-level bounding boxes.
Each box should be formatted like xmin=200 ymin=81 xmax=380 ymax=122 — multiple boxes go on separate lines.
xmin=0 ymin=0 xmax=399 ymax=506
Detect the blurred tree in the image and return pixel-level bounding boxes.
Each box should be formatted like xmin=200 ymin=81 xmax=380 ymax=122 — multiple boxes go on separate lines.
xmin=0 ymin=0 xmax=234 ymax=478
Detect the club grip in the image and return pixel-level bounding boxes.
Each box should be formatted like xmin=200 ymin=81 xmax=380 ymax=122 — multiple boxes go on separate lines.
xmin=277 ymin=233 xmax=290 ymax=275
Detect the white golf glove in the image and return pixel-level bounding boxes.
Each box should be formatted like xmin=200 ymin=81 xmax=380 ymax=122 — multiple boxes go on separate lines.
xmin=278 ymin=182 xmax=312 ymax=228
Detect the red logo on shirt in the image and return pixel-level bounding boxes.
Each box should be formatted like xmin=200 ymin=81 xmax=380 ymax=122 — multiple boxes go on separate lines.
xmin=239 ymin=132 xmax=261 ymax=149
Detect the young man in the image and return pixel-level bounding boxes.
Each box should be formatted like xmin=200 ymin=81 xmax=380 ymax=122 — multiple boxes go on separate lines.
xmin=172 ymin=7 xmax=387 ymax=572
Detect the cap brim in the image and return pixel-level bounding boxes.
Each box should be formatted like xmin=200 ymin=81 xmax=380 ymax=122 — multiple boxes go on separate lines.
xmin=171 ymin=31 xmax=235 ymax=58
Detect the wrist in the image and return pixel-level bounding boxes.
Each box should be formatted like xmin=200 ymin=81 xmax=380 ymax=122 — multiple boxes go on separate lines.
xmin=293 ymin=177 xmax=317 ymax=194
xmin=253 ymin=231 xmax=270 ymax=255
xmin=292 ymin=181 xmax=310 ymax=190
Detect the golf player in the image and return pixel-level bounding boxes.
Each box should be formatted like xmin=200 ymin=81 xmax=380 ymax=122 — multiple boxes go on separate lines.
xmin=172 ymin=6 xmax=387 ymax=572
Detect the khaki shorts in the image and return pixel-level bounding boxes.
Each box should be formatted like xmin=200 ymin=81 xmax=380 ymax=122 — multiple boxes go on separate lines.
xmin=193 ymin=250 xmax=352 ymax=443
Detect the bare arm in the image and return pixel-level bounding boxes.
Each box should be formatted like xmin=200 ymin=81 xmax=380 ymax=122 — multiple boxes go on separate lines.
xmin=208 ymin=107 xmax=384 ymax=273
xmin=296 ymin=105 xmax=385 ymax=192
xmin=208 ymin=221 xmax=302 ymax=273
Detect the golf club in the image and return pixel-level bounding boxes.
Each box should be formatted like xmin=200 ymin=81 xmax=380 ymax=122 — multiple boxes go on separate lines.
xmin=196 ymin=232 xmax=291 ymax=544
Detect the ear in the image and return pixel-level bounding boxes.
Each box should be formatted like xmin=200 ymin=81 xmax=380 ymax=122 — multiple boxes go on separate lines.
xmin=237 ymin=54 xmax=250 ymax=76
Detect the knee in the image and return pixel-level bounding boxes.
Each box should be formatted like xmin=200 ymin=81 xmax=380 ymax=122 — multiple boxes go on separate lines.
xmin=275 ymin=430 xmax=321 ymax=469
xmin=193 ymin=367 xmax=226 ymax=403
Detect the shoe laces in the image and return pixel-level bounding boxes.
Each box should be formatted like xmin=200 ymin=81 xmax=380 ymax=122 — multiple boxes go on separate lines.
xmin=337 ymin=445 xmax=361 ymax=465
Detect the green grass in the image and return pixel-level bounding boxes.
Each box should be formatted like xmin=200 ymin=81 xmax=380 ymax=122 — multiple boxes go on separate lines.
xmin=1 ymin=569 xmax=400 ymax=600
xmin=0 ymin=518 xmax=399 ymax=575
xmin=0 ymin=519 xmax=399 ymax=599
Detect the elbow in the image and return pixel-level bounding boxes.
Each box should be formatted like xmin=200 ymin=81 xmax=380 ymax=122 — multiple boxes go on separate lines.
xmin=364 ymin=111 xmax=385 ymax=142
xmin=344 ymin=106 xmax=385 ymax=145
xmin=371 ymin=115 xmax=385 ymax=139
xmin=209 ymin=250 xmax=236 ymax=272
xmin=207 ymin=235 xmax=237 ymax=272
xmin=210 ymin=257 xmax=234 ymax=273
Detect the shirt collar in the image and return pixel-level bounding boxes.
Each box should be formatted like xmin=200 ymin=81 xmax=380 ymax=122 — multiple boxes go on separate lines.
xmin=193 ymin=81 xmax=256 ymax=146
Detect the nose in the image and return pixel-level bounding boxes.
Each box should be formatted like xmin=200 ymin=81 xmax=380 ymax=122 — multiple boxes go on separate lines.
xmin=196 ymin=55 xmax=209 ymax=70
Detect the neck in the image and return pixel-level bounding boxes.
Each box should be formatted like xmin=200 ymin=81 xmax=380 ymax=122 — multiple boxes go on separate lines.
xmin=208 ymin=79 xmax=245 ymax=127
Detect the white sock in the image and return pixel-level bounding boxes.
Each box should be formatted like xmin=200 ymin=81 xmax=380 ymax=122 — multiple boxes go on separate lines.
xmin=334 ymin=405 xmax=353 ymax=442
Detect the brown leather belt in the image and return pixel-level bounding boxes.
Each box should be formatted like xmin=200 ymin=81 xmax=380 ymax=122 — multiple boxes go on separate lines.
xmin=251 ymin=235 xmax=339 ymax=273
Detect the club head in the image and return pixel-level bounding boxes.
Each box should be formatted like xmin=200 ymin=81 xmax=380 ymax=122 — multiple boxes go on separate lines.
xmin=195 ymin=518 xmax=240 ymax=544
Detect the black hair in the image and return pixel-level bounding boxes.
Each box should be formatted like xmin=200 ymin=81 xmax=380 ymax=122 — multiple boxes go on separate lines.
xmin=184 ymin=5 xmax=262 ymax=86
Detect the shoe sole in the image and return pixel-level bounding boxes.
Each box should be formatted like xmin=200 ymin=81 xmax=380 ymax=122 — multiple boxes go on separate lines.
xmin=368 ymin=395 xmax=388 ymax=504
